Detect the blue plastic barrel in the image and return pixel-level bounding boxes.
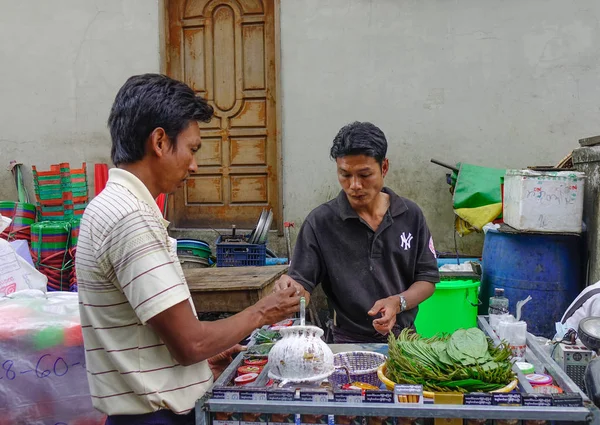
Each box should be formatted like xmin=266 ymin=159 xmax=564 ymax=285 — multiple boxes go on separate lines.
xmin=480 ymin=228 xmax=583 ymax=338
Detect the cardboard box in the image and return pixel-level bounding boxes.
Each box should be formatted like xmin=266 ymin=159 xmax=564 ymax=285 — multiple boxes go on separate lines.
xmin=433 ymin=392 xmax=464 ymax=425
xmin=503 ymin=169 xmax=585 ymax=233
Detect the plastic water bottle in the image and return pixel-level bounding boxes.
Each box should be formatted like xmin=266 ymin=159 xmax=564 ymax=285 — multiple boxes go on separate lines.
xmin=489 ymin=288 xmax=509 ymax=315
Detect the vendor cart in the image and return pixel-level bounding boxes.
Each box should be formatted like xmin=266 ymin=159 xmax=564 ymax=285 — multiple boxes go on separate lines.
xmin=195 ymin=317 xmax=600 ymax=425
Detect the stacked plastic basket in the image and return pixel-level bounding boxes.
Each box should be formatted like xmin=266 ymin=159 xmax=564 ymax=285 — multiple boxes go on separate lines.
xmin=0 ymin=201 xmax=36 ymax=241
xmin=28 ymin=163 xmax=88 ymax=292
xmin=32 ymin=163 xmax=89 ymax=221
xmin=31 ymin=221 xmax=80 ymax=292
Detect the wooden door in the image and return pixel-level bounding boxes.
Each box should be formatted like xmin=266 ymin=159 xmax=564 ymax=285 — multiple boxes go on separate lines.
xmin=166 ymin=0 xmax=280 ymax=230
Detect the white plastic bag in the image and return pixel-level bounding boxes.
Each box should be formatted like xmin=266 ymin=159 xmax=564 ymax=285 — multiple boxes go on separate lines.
xmin=0 ymin=217 xmax=47 ymax=296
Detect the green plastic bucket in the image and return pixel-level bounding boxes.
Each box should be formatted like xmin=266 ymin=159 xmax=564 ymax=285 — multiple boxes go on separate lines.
xmin=414 ymin=279 xmax=480 ymax=337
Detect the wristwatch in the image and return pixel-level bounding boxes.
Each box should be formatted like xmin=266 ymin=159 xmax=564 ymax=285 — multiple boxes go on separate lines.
xmin=398 ymin=295 xmax=407 ymax=313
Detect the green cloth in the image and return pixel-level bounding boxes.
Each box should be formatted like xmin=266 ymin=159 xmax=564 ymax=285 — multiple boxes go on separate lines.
xmin=451 ymin=163 xmax=506 ymax=235
xmin=452 ymin=163 xmax=506 ymax=210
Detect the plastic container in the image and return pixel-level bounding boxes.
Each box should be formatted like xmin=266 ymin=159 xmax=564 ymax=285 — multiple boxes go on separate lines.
xmin=244 ymin=358 xmax=268 ymax=367
xmin=526 ymin=373 xmax=553 ymax=386
xmin=532 ymin=385 xmax=563 ymax=394
xmin=238 ymin=365 xmax=263 ymax=376
xmin=176 ymin=239 xmax=212 ymax=259
xmin=0 ymin=201 xmax=36 ymax=241
xmin=234 ymin=372 xmax=259 ymax=386
xmin=414 ymin=278 xmax=480 ymax=337
xmin=488 ymin=288 xmax=509 ymax=315
xmin=480 ymin=228 xmax=582 ymax=338
xmin=515 ymin=362 xmax=535 ymax=375
xmin=216 ymin=236 xmax=266 ymax=267
xmin=503 ymin=169 xmax=584 ymax=233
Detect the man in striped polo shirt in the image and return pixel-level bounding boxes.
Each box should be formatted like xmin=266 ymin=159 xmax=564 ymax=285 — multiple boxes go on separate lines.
xmin=76 ymin=74 xmax=300 ymax=425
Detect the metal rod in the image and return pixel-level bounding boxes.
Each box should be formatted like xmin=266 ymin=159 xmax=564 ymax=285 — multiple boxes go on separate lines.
xmin=203 ymin=399 xmax=590 ymax=421
xmin=430 ymin=158 xmax=459 ymax=173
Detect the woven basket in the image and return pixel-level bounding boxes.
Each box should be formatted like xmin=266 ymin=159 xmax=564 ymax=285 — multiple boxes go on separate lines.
xmin=328 ymin=351 xmax=386 ymax=387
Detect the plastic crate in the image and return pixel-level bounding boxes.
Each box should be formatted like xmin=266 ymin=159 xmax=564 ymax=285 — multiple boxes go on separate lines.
xmin=216 ymin=236 xmax=266 ymax=267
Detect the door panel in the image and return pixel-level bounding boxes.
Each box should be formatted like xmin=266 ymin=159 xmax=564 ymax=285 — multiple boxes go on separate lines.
xmin=166 ymin=0 xmax=279 ymax=229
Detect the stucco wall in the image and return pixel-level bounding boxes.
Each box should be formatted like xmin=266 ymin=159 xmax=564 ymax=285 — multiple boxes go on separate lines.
xmin=0 ymin=0 xmax=161 ymax=200
xmin=1 ymin=0 xmax=600 ymax=254
xmin=279 ymin=0 xmax=600 ymax=253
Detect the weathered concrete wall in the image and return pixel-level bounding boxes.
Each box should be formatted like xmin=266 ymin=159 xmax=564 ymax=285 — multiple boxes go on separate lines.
xmin=279 ymin=0 xmax=600 ymax=254
xmin=0 ymin=0 xmax=161 ymax=200
xmin=573 ymin=147 xmax=600 ymax=285
xmin=2 ymin=0 xmax=600 ymax=256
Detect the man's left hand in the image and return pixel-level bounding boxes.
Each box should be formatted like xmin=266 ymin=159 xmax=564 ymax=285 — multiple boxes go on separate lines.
xmin=208 ymin=344 xmax=246 ymax=380
xmin=368 ymin=296 xmax=400 ymax=335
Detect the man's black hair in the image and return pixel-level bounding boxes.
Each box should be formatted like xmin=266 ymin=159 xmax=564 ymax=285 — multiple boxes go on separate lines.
xmin=108 ymin=74 xmax=213 ymax=165
xmin=330 ymin=121 xmax=388 ymax=165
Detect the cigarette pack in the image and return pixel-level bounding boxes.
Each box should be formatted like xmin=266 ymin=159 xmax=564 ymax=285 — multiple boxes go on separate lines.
xmin=212 ymin=386 xmax=240 ymax=400
xmin=492 ymin=393 xmax=522 ymax=406
xmin=267 ymin=388 xmax=296 ymax=402
xmin=522 ymin=393 xmax=552 ymax=407
xmin=552 ymin=392 xmax=583 ymax=407
xmin=241 ymin=413 xmax=268 ymax=425
xmin=213 ymin=412 xmax=241 ymax=425
xmin=363 ymin=390 xmax=394 ymax=404
xmin=298 ymin=389 xmax=330 ymax=403
xmin=394 ymin=384 xmax=423 ymax=404
xmin=239 ymin=389 xmax=268 ymax=401
xmin=268 ymin=413 xmax=297 ymax=425
xmin=333 ymin=389 xmax=363 ymax=403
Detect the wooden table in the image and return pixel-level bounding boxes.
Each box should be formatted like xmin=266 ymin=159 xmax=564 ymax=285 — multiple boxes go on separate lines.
xmin=184 ymin=265 xmax=288 ymax=313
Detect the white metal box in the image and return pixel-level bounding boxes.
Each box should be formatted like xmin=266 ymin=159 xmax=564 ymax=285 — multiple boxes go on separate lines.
xmin=503 ymin=169 xmax=585 ymax=233
xmin=552 ymin=342 xmax=592 ymax=392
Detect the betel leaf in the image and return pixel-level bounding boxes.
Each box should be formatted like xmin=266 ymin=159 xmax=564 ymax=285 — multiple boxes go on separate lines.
xmin=449 ymin=328 xmax=489 ymax=360
xmin=386 ymin=328 xmax=515 ymax=393
xmin=431 ymin=341 xmax=454 ymax=366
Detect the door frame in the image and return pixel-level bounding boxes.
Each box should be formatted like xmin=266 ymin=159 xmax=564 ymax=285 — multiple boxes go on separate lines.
xmin=160 ymin=0 xmax=284 ymax=234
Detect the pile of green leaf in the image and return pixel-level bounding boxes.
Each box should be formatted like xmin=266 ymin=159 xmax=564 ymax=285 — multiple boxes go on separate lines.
xmin=386 ymin=328 xmax=514 ymax=393
xmin=253 ymin=329 xmax=281 ymax=344
xmin=244 ymin=343 xmax=274 ymax=358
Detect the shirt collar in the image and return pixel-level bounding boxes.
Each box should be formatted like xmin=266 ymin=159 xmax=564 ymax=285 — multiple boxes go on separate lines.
xmin=337 ymin=187 xmax=408 ymax=220
xmin=107 ymin=168 xmax=170 ymax=228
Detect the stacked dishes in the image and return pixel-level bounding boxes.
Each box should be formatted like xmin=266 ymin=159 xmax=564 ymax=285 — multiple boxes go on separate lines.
xmin=249 ymin=209 xmax=273 ymax=245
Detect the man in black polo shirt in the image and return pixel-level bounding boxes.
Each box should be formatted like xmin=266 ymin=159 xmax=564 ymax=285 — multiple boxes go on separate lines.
xmin=275 ymin=122 xmax=440 ymax=343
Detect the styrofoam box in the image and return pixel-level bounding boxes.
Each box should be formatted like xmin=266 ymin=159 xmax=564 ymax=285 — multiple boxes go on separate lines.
xmin=503 ymin=169 xmax=585 ymax=233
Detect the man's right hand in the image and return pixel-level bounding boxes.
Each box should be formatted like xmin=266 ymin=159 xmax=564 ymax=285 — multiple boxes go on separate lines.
xmin=254 ymin=285 xmax=301 ymax=326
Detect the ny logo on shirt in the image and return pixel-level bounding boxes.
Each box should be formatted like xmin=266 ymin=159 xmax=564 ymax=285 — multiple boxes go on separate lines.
xmin=400 ymin=232 xmax=413 ymax=250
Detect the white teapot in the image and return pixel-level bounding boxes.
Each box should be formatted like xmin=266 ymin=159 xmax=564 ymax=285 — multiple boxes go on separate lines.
xmin=267 ymin=325 xmax=334 ymax=384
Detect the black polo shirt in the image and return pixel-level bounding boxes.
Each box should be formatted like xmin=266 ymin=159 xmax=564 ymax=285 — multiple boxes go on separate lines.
xmin=289 ymin=187 xmax=440 ymax=338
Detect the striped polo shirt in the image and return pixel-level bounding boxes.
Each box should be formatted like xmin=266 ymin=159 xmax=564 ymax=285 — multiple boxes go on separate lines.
xmin=76 ymin=168 xmax=213 ymax=416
